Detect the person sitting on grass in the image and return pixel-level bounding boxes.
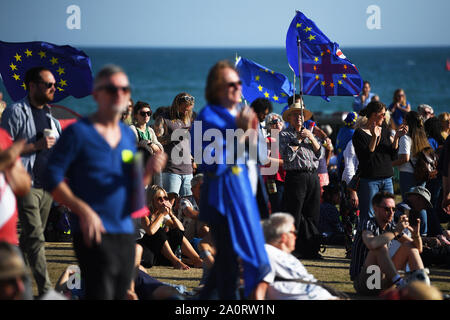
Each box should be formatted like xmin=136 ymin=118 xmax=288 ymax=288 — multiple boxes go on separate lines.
xmin=253 ymin=213 xmax=339 ymax=300
xmin=319 ymin=183 xmax=346 ymax=246
xmin=136 ymin=185 xmax=202 ymax=270
xmin=349 ymin=191 xmax=429 ymax=296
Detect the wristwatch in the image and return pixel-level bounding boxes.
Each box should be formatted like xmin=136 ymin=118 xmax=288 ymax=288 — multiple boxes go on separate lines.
xmin=394 ymin=231 xmax=404 ymax=240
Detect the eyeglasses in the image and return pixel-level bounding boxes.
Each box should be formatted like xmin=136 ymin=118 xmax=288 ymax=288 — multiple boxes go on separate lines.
xmin=39 ymin=81 xmax=57 ymax=89
xmin=289 ymin=230 xmax=298 ymax=236
xmin=379 ymin=206 xmax=396 ymax=213
xmin=139 ymin=111 xmax=152 ymax=117
xmin=97 ymin=84 xmax=131 ymax=95
xmin=227 ymin=80 xmax=242 ymax=89
xmin=178 ymin=95 xmax=195 ymax=104
xmin=269 ymin=118 xmax=281 ymax=125
xmin=157 ymin=196 xmax=169 ymax=202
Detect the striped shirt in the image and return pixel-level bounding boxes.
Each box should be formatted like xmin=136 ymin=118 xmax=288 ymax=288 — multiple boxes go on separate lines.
xmin=279 ymin=126 xmax=323 ymax=171
xmin=349 ymin=217 xmax=396 ymax=280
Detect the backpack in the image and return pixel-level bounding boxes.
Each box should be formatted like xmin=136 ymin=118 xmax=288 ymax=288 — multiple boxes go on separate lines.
xmin=411 ymin=147 xmax=438 ymax=183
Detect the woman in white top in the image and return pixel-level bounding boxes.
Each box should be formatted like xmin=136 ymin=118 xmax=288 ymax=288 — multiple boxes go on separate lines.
xmin=392 ymin=111 xmax=430 ymax=235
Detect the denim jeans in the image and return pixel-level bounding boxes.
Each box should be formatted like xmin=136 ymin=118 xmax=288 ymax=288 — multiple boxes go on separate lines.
xmin=357 ymin=177 xmax=394 ymax=227
xmin=161 ymin=172 xmax=193 ymax=196
xmin=399 ymin=171 xmax=428 ymax=235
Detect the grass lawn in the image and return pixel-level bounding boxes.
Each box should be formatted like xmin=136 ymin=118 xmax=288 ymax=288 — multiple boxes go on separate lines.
xmin=38 ymin=242 xmax=450 ymax=300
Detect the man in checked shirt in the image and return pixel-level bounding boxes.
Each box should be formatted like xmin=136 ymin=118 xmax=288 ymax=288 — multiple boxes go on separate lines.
xmin=279 ymin=98 xmax=324 ymax=259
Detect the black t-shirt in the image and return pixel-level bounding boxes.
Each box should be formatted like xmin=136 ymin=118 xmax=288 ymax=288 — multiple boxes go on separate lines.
xmin=352 ymin=125 xmax=397 ymax=179
xmin=438 ymin=135 xmax=450 ymax=177
xmin=31 ymin=106 xmax=52 ymax=188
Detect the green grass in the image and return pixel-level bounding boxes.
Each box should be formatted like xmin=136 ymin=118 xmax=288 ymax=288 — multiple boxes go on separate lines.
xmin=38 ymin=242 xmax=450 ymax=299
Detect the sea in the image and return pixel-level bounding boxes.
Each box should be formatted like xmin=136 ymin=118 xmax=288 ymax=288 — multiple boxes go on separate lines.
xmin=2 ymin=47 xmax=449 ymax=118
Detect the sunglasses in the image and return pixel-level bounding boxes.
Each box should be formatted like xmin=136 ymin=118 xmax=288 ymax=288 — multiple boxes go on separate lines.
xmin=97 ymin=84 xmax=131 ymax=95
xmin=39 ymin=81 xmax=57 ymax=89
xmin=157 ymin=196 xmax=169 ymax=202
xmin=178 ymin=96 xmax=195 ymax=104
xmin=269 ymin=118 xmax=281 ymax=125
xmin=379 ymin=206 xmax=395 ymax=213
xmin=139 ymin=111 xmax=152 ymax=117
xmin=289 ymin=230 xmax=298 ymax=236
xmin=227 ymin=80 xmax=242 ymax=89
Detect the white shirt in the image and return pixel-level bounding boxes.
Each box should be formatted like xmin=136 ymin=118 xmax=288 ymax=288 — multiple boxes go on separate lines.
xmin=398 ymin=135 xmax=415 ymax=173
xmin=342 ymin=140 xmax=358 ymax=185
xmin=263 ymin=244 xmax=335 ymax=300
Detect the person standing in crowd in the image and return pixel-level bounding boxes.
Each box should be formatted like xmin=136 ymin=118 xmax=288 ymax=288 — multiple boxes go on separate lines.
xmin=250 ymin=98 xmax=272 ymax=139
xmin=350 ymin=191 xmax=428 ymax=296
xmin=417 ymin=104 xmax=434 ymax=122
xmin=129 ymin=101 xmax=163 ymax=165
xmin=0 ymin=92 xmax=6 ymax=120
xmin=44 ymin=65 xmax=167 ymax=299
xmin=191 ymin=60 xmax=270 ymax=300
xmin=1 ymin=66 xmax=62 ymax=297
xmin=157 ymin=93 xmax=195 ymax=200
xmin=389 ymin=88 xmax=411 ymax=129
xmin=392 ymin=111 xmax=431 ymax=235
xmin=279 ymin=99 xmax=324 ymax=259
xmin=336 ymin=112 xmax=358 ymax=180
xmin=352 ymin=101 xmax=408 ymax=226
xmin=438 ymin=112 xmax=450 ymax=141
xmin=121 ymin=98 xmax=134 ymax=126
xmin=262 ymin=113 xmax=285 ymax=213
xmin=352 ymin=81 xmax=376 ymax=113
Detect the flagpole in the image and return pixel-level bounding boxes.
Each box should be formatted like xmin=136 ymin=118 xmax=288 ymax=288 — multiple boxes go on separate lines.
xmin=296 ymin=36 xmax=304 ymax=121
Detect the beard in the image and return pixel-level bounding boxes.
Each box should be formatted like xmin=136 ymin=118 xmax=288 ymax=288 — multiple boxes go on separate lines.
xmin=33 ymin=90 xmax=54 ymax=105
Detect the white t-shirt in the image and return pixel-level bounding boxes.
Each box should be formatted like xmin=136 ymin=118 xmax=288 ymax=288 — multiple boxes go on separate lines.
xmin=263 ymin=244 xmax=335 ymax=300
xmin=398 ymin=135 xmax=415 ymax=173
xmin=342 ymin=140 xmax=358 ymax=185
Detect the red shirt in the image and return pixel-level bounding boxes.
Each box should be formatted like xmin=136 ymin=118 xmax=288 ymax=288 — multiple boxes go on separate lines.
xmin=263 ymin=136 xmax=286 ymax=183
xmin=0 ymin=128 xmax=19 ymax=245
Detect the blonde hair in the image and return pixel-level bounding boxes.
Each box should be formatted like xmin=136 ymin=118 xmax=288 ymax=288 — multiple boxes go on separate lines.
xmin=146 ymin=185 xmax=167 ymax=213
xmin=405 ymin=111 xmax=431 ymax=156
xmin=170 ymin=92 xmax=193 ymax=125
xmin=393 ymin=88 xmax=407 ymax=106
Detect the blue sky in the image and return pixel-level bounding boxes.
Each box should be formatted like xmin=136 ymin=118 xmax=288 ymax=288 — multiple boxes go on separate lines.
xmin=1 ymin=0 xmax=449 ymax=47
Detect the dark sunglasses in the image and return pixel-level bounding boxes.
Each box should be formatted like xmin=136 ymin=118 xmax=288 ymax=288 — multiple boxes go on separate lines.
xmin=269 ymin=118 xmax=281 ymax=125
xmin=39 ymin=81 xmax=57 ymax=89
xmin=289 ymin=230 xmax=298 ymax=236
xmin=98 ymin=84 xmax=131 ymax=95
xmin=157 ymin=196 xmax=169 ymax=202
xmin=379 ymin=206 xmax=395 ymax=213
xmin=178 ymin=95 xmax=195 ymax=104
xmin=227 ymin=80 xmax=242 ymax=89
xmin=139 ymin=111 xmax=152 ymax=117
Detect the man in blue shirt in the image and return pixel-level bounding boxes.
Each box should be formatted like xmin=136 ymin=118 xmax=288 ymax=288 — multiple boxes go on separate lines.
xmin=1 ymin=66 xmax=61 ymax=297
xmin=45 ymin=65 xmax=166 ymax=299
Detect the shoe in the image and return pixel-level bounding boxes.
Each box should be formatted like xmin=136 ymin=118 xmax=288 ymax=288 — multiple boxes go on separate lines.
xmin=404 ymin=268 xmax=431 ymax=286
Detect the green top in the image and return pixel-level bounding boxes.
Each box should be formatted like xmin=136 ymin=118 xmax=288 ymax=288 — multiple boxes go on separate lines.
xmin=136 ymin=126 xmax=152 ymax=142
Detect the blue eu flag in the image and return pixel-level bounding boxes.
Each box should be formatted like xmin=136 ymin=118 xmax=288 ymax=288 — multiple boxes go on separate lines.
xmin=286 ymin=11 xmax=363 ymax=100
xmin=0 ymin=41 xmax=93 ymax=102
xmin=236 ymin=56 xmax=293 ymax=104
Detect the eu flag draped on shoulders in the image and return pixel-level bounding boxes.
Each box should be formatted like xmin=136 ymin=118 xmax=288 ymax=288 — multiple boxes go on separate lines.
xmin=286 ymin=11 xmax=363 ymax=100
xmin=236 ymin=56 xmax=294 ymax=104
xmin=191 ymin=104 xmax=271 ymax=298
xmin=0 ymin=41 xmax=93 ymax=102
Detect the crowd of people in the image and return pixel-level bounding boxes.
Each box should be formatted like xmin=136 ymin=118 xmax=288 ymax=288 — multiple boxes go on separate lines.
xmin=0 ymin=62 xmax=449 ymax=301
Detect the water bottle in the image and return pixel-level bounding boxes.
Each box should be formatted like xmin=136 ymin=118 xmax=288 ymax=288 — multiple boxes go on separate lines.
xmin=175 ymin=245 xmax=182 ymax=260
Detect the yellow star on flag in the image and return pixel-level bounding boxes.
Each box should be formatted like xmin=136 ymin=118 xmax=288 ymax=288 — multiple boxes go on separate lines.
xmin=303 ymin=27 xmax=312 ymax=32
xmin=273 ymin=95 xmax=279 ymax=101
xmin=14 ymin=53 xmax=22 ymax=62
xmin=50 ymin=57 xmax=58 ymax=65
xmin=313 ymin=66 xmax=317 ymax=71
xmin=296 ymin=23 xmax=302 ymax=28
xmin=343 ymin=65 xmax=347 ymax=70
xmin=21 ymin=82 xmax=26 ymax=90
xmin=338 ymin=80 xmax=343 ymax=85
xmin=329 ymin=82 xmax=335 ymax=88
xmin=59 ymin=79 xmax=68 ymax=87
xmin=314 ymin=57 xmax=319 ymax=62
xmin=264 ymin=92 xmax=269 ymax=98
xmin=9 ymin=63 xmax=17 ymax=71
xmin=321 ymin=52 xmax=324 ymax=56
xmin=255 ymin=75 xmax=260 ymax=81
xmin=315 ymin=75 xmax=320 ymax=80
xmin=57 ymin=87 xmax=64 ymax=92
xmin=24 ymin=49 xmax=32 ymax=57
xmin=38 ymin=51 xmax=46 ymax=59
xmin=342 ymin=74 xmax=347 ymax=79
xmin=281 ymin=93 xmax=286 ymax=97
xmin=321 ymin=81 xmax=326 ymax=86
xmin=257 ymin=85 xmax=263 ymax=92
xmin=12 ymin=73 xmax=20 ymax=81
xmin=56 ymin=67 xmax=65 ymax=75
xmin=308 ymin=34 xmax=316 ymax=41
